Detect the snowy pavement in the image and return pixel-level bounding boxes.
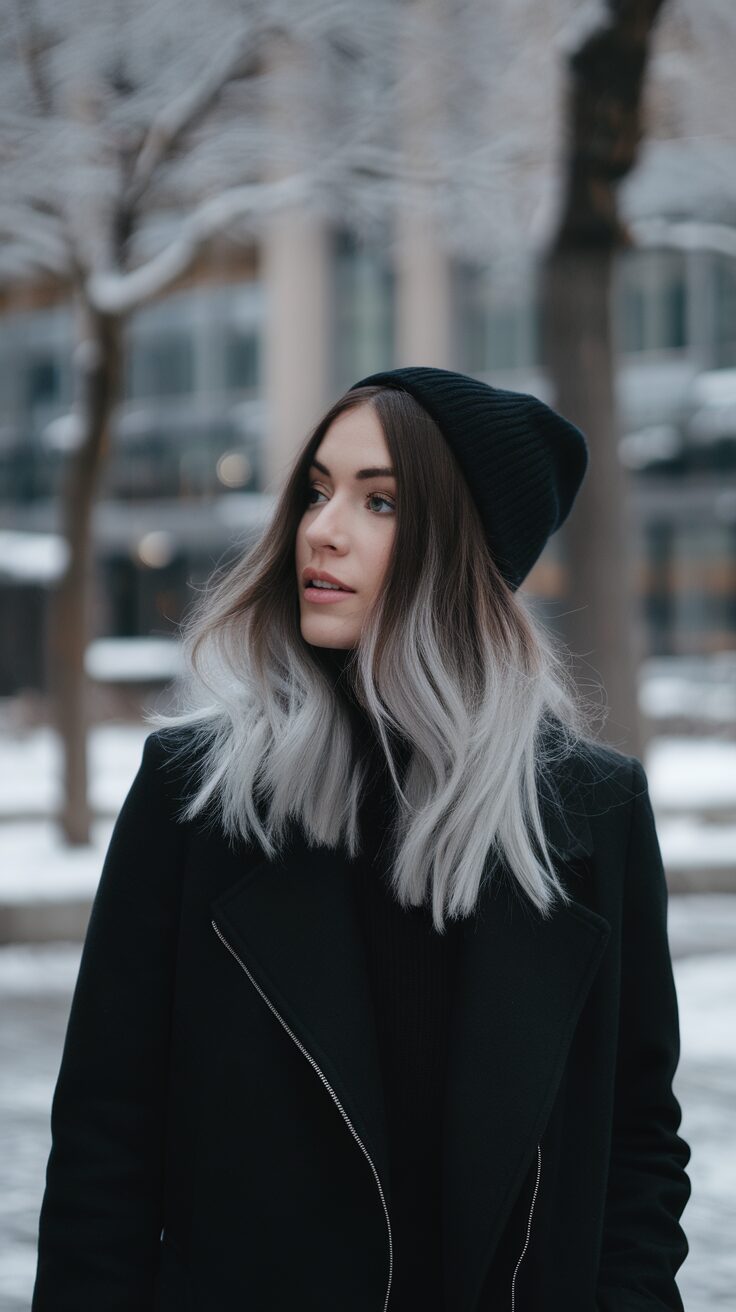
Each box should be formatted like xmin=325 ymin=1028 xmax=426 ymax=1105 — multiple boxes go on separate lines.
xmin=0 ymin=722 xmax=148 ymax=825
xmin=0 ymin=721 xmax=735 ymax=1305
xmin=0 ymin=935 xmax=734 ymax=1311
xmin=669 ymin=953 xmax=736 ymax=1311
xmin=1 ymin=726 xmax=736 ymax=914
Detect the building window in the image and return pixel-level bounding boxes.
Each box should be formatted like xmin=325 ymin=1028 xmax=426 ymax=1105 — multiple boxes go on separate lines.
xmin=670 ymin=520 xmax=733 ymax=652
xmin=224 ymin=328 xmax=260 ymax=391
xmin=27 ymin=356 xmax=64 ymax=409
xmin=454 ymin=260 xmax=538 ymax=374
xmin=125 ymin=331 xmax=194 ymax=398
xmin=616 ymin=250 xmax=687 ymax=354
xmin=332 ymin=228 xmax=395 ymax=390
xmin=644 ymin=521 xmax=675 ymax=655
xmin=714 ymin=256 xmax=736 ymax=368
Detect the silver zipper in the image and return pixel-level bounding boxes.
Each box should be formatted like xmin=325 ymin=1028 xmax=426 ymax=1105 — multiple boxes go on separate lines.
xmin=211 ymin=918 xmax=394 ymax=1312
xmin=510 ymin=1143 xmax=542 ymax=1312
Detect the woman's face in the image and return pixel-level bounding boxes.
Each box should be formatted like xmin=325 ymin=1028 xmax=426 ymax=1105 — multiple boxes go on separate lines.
xmin=295 ymin=403 xmax=397 ymax=650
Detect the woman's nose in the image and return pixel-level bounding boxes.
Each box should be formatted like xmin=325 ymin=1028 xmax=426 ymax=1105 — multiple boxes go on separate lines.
xmin=305 ymin=502 xmax=348 ymax=548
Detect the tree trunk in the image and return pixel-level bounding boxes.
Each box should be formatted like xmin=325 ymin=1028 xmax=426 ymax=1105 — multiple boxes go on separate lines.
xmin=540 ymin=248 xmax=645 ymax=756
xmin=541 ymin=0 xmax=668 ymax=759
xmin=48 ymin=298 xmax=122 ymax=844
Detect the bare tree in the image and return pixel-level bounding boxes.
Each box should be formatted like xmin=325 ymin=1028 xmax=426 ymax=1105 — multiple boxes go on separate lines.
xmin=0 ymin=0 xmax=487 ymax=843
xmin=2 ymin=0 xmax=733 ymax=838
xmin=539 ymin=1 xmax=668 ymax=760
xmin=540 ymin=0 xmax=736 ymax=758
xmin=627 ymin=0 xmax=736 ymax=246
xmin=3 ymin=0 xmax=602 ymax=844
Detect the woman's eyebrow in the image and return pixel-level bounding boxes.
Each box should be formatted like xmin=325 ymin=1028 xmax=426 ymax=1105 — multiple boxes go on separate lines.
xmin=310 ymin=457 xmax=395 ymax=480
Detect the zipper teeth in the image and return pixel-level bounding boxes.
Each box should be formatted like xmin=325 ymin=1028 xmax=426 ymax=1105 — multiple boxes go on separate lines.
xmin=211 ymin=918 xmax=394 ymax=1312
xmin=510 ymin=1143 xmax=542 ymax=1312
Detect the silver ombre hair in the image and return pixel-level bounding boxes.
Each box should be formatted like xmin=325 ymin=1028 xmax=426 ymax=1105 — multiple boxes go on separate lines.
xmin=145 ymin=384 xmax=606 ymax=932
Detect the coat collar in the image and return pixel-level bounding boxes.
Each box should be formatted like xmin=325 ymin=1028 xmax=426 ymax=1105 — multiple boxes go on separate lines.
xmin=210 ymin=765 xmax=609 ymax=1312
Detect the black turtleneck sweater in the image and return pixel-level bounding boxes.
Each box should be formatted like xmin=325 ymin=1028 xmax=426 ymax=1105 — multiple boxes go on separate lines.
xmin=349 ymin=711 xmax=463 ymax=1311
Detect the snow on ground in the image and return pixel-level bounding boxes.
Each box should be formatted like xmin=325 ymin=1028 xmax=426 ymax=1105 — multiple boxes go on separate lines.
xmin=675 ymin=953 xmax=736 ymax=1064
xmin=667 ymin=895 xmax=736 ymax=957
xmin=2 ymin=724 xmax=735 ymax=903
xmin=84 ymin=636 xmax=183 ymax=682
xmin=0 ymin=941 xmax=732 ymax=1311
xmin=0 ymin=722 xmax=149 ymax=821
xmin=671 ymin=954 xmax=736 ymax=1311
xmin=2 ymin=722 xmax=736 ymax=818
xmin=646 ymin=735 xmax=736 ymax=813
xmin=0 ymin=531 xmax=68 ymax=583
xmin=0 ymin=706 xmax=734 ymax=1308
xmin=640 ymin=658 xmax=736 ymax=725
xmin=659 ymin=817 xmax=736 ymax=872
xmin=642 ymin=676 xmax=736 ymax=726
xmin=0 ymin=819 xmax=115 ymax=903
xmin=0 ymin=943 xmax=81 ymax=994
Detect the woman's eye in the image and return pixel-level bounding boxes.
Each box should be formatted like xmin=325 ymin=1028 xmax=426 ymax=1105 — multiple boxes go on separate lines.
xmin=306 ymin=486 xmax=395 ymax=514
xmin=366 ymin=492 xmax=395 ymax=514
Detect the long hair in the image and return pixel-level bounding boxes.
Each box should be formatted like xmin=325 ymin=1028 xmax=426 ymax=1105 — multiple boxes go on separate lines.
xmin=145 ymin=384 xmax=606 ymax=932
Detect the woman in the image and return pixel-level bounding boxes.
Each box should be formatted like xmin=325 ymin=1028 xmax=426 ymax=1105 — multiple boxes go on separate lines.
xmin=32 ymin=366 xmax=690 ymax=1312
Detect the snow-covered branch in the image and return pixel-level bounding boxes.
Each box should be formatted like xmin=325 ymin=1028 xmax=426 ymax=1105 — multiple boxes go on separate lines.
xmin=1 ymin=0 xmax=735 ymax=293
xmin=87 ymin=170 xmax=312 ymax=313
xmin=13 ymin=0 xmax=55 ymax=116
xmin=127 ymin=18 xmax=279 ymax=208
xmin=0 ymin=203 xmax=70 ymax=277
xmin=631 ymin=218 xmax=736 ymax=258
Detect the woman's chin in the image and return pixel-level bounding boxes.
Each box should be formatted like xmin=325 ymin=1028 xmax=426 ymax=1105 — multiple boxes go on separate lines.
xmin=301 ymin=622 xmax=356 ymax=651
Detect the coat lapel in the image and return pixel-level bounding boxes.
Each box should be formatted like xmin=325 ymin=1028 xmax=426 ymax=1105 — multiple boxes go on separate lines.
xmin=442 ymin=803 xmax=611 ymax=1312
xmin=209 ymin=772 xmax=611 ymax=1312
xmin=210 ymin=828 xmax=391 ymax=1195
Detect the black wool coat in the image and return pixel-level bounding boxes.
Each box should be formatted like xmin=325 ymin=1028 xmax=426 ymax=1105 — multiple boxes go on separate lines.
xmin=32 ymin=729 xmax=691 ymax=1312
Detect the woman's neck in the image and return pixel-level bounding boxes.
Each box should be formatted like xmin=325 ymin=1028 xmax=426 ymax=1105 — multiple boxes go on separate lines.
xmin=318 ymin=646 xmax=412 ymax=778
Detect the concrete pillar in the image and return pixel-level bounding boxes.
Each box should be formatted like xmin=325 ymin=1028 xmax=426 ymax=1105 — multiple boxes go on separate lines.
xmin=261 ymin=212 xmax=331 ymax=493
xmin=260 ymin=33 xmax=332 ymax=494
xmin=394 ymin=0 xmax=453 ymax=369
xmin=395 ymin=206 xmax=454 ymax=368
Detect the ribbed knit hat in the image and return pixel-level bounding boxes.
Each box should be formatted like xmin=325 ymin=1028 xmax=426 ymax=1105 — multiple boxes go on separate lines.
xmin=348 ymin=366 xmax=589 ymax=592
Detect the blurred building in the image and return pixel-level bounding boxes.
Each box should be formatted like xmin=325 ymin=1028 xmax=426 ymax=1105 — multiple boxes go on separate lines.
xmin=0 ymin=228 xmax=735 ymax=697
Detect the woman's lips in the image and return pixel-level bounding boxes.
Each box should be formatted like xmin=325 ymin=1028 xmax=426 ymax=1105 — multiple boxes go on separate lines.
xmin=303 ymin=585 xmax=355 ymax=603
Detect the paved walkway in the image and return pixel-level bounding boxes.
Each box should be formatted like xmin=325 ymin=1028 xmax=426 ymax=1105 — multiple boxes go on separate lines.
xmin=1 ymin=900 xmax=734 ymax=1310
xmin=672 ymin=952 xmax=736 ymax=1311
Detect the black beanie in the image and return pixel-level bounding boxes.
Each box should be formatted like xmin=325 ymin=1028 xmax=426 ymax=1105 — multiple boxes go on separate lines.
xmin=348 ymin=366 xmax=589 ymax=592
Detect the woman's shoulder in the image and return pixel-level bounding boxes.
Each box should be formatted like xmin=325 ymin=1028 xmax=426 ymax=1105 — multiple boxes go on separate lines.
xmin=142 ymin=722 xmax=199 ymax=766
xmin=138 ymin=723 xmax=213 ymax=816
xmin=561 ymin=733 xmax=649 ymax=836
xmin=537 ymin=716 xmax=643 ymax=816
